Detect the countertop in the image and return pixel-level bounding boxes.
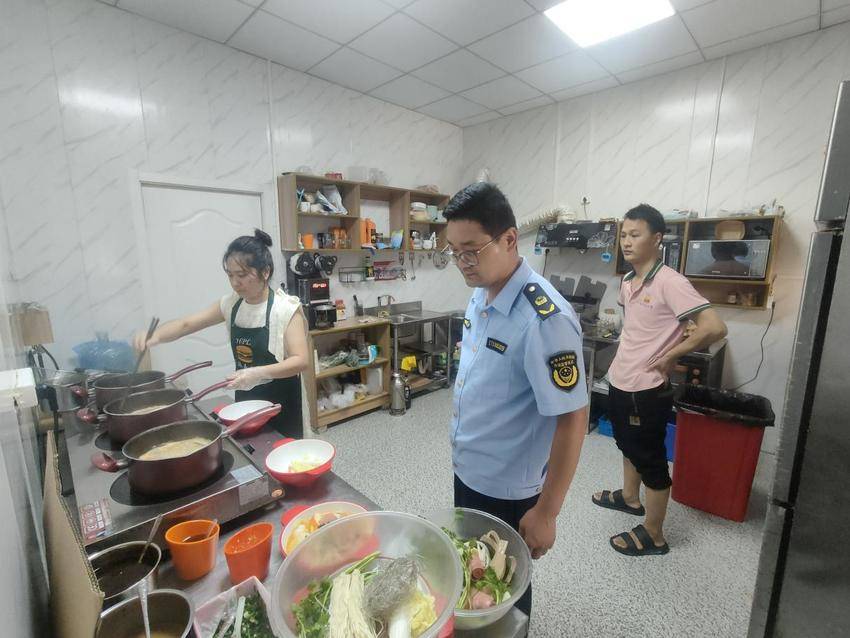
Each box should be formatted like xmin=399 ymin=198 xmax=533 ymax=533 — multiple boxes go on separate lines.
xmin=135 ymin=397 xmax=529 ymax=637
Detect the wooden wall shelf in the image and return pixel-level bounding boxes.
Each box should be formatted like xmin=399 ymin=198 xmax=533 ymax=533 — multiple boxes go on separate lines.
xmin=611 ymin=215 xmax=782 ymax=310
xmin=305 ymin=317 xmax=391 ymax=431
xmin=278 ymin=173 xmax=452 ymax=254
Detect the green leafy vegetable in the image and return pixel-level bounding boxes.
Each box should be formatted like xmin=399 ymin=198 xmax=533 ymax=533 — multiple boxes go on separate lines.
xmin=217 ymin=594 xmax=275 ymax=638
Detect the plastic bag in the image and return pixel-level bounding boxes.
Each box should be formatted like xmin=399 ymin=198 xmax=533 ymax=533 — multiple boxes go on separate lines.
xmin=318 ymin=186 xmax=348 ymax=215
xmin=73 ymin=333 xmax=135 ymax=372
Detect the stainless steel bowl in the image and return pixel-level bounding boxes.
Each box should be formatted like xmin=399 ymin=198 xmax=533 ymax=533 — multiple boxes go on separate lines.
xmin=428 ymin=507 xmax=533 ymax=631
xmin=95 ymin=588 xmax=193 ymax=638
xmin=89 ymin=541 xmax=161 ymax=608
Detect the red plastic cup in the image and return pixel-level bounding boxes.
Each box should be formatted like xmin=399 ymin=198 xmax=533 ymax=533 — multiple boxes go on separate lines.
xmin=223 ymin=522 xmax=274 ymax=584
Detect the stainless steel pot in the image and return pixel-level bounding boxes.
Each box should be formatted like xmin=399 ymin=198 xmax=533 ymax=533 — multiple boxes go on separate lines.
xmin=89 ymin=541 xmax=161 ymax=608
xmin=37 ymin=369 xmax=89 ymax=412
xmin=95 ymin=588 xmax=193 ymax=638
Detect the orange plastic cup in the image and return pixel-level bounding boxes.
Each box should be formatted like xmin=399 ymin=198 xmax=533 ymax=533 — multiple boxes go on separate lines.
xmin=165 ymin=519 xmax=220 ymax=581
xmin=223 ymin=522 xmax=273 ymax=585
xmin=302 ymin=233 xmax=314 ymax=248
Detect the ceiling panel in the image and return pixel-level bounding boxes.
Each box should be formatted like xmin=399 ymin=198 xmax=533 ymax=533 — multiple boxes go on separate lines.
xmin=309 ymin=47 xmax=403 ymax=93
xmin=702 ymin=16 xmax=820 ymax=59
xmin=262 ymin=0 xmax=395 ymax=44
xmin=550 ymin=76 xmax=620 ymax=102
xmin=682 ymin=0 xmax=820 ymax=48
xmin=118 ymin=0 xmax=253 ymax=43
xmin=516 ymin=50 xmax=610 ymax=94
xmin=469 ymin=14 xmax=577 ymax=73
xmin=369 ymin=74 xmax=450 ymax=110
xmin=456 ymin=111 xmax=502 ymax=127
xmin=669 ymin=0 xmax=715 ymax=10
xmin=412 ymin=49 xmax=504 ymax=92
xmin=524 ymin=0 xmax=562 ymax=10
xmin=615 ymin=50 xmax=705 ymax=83
xmin=589 ymin=16 xmax=700 ymax=74
xmin=498 ymin=95 xmax=555 ymax=116
xmin=404 ymin=0 xmax=534 ymax=45
xmin=228 ymin=10 xmax=339 ymax=71
xmin=461 ymin=75 xmax=542 ymax=110
xmin=417 ymin=95 xmax=488 ymax=122
xmin=348 ymin=13 xmax=457 ymax=71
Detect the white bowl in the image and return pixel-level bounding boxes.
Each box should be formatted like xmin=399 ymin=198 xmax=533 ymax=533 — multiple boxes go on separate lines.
xmin=217 ymin=400 xmax=274 ymax=423
xmin=279 ymin=501 xmax=367 ymax=557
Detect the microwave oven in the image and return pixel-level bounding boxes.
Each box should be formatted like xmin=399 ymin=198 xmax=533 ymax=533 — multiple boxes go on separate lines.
xmin=684 ymin=239 xmax=771 ymax=280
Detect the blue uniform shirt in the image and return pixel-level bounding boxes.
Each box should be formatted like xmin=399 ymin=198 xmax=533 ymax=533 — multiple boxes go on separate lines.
xmin=451 ymin=258 xmax=587 ymax=500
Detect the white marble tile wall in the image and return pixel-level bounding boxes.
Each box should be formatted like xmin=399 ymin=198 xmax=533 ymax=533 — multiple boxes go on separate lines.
xmin=0 ymin=0 xmax=463 ymax=368
xmin=461 ymin=20 xmax=850 ymax=449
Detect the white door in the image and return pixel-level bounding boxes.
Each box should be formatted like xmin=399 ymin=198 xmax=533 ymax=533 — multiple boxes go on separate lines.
xmin=137 ymin=182 xmax=267 ymax=395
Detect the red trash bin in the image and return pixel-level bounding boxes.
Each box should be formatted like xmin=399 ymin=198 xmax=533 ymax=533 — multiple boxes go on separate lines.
xmin=672 ymin=385 xmax=775 ymax=522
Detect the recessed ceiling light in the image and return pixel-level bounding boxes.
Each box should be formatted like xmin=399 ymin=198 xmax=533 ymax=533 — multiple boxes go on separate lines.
xmin=545 ymin=0 xmax=675 ymax=48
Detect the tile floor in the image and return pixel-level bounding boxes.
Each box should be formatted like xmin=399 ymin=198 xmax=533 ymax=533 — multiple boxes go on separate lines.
xmin=321 ymin=389 xmax=774 ymax=638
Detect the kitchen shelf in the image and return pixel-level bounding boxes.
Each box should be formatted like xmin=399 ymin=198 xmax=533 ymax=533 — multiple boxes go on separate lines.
xmin=316 ymin=357 xmax=389 ymax=380
xmin=278 ymin=173 xmax=451 ymax=253
xmin=297 ymin=212 xmax=354 ymax=219
xmin=611 ymin=215 xmax=781 ymax=310
xmin=306 ymin=318 xmax=391 ymax=431
xmin=687 ymin=277 xmax=771 ymax=286
xmin=317 ymin=392 xmax=389 ymax=428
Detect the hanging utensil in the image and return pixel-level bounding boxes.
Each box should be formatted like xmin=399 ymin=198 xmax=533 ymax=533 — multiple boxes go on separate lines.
xmin=119 ymin=317 xmax=159 ymax=410
xmin=137 ymin=513 xmax=164 ymax=564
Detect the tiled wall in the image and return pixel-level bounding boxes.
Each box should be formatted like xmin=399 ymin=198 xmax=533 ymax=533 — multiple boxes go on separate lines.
xmin=463 ymin=21 xmax=850 ymax=450
xmin=0 ymin=0 xmax=464 ymax=368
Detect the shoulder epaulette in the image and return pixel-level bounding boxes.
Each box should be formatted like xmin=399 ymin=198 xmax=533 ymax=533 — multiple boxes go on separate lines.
xmin=523 ymin=283 xmax=560 ymax=320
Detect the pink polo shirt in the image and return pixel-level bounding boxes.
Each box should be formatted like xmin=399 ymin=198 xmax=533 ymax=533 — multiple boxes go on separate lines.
xmin=608 ymin=261 xmax=710 ymax=392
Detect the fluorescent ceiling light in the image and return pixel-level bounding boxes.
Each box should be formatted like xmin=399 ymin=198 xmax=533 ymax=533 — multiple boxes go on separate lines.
xmin=545 ymin=0 xmax=675 ymax=48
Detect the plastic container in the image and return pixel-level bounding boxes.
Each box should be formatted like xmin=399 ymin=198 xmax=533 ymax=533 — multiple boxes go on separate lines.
xmin=279 ymin=501 xmax=367 ymax=558
xmin=269 ymin=511 xmax=463 ymax=638
xmin=672 ymin=385 xmax=774 ymax=522
xmin=596 ymin=415 xmax=614 ymax=437
xmin=427 ymin=508 xmax=532 ymax=631
xmin=264 ymin=438 xmax=334 ymax=487
xmin=165 ymin=519 xmax=220 ymax=581
xmin=224 ymin=522 xmax=274 ymax=585
xmin=193 ymin=576 xmax=272 ymax=637
xmin=664 ymin=422 xmax=676 ymax=463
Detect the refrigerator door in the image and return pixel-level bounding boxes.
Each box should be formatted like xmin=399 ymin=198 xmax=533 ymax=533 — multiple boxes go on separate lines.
xmin=770 ymin=232 xmax=841 ymax=504
xmin=747 ymin=502 xmax=791 ymax=638
xmin=771 ymin=228 xmax=850 ymax=636
xmin=815 ymin=80 xmax=850 ymax=224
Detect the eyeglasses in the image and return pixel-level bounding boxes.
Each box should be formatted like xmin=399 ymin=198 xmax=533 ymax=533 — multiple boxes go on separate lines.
xmin=442 ymin=232 xmax=505 ymax=267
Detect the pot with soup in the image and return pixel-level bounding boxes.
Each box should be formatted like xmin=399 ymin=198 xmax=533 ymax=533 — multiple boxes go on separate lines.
xmin=90 ymin=404 xmax=281 ymax=496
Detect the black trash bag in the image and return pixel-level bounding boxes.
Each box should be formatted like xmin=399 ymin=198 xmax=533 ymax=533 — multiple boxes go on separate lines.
xmin=674 ymin=385 xmax=775 ymax=427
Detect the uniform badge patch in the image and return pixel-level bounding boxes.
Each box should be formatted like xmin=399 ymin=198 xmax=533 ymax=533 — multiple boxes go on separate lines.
xmin=523 ymin=284 xmax=560 ymax=320
xmin=463 ymin=318 xmax=471 ymax=329
xmin=548 ymin=351 xmax=580 ymax=391
xmin=486 ymin=338 xmax=508 ymax=354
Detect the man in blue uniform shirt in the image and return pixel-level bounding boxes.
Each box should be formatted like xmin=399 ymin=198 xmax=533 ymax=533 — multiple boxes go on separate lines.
xmin=442 ymin=183 xmax=588 ymax=617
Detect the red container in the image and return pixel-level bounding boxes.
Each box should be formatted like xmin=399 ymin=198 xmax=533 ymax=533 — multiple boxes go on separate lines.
xmin=672 ymin=386 xmax=774 ymax=522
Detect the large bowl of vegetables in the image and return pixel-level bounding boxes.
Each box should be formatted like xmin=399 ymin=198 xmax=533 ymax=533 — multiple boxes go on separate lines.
xmin=427 ymin=507 xmax=532 ymax=631
xmin=269 ymin=510 xmax=464 ymax=638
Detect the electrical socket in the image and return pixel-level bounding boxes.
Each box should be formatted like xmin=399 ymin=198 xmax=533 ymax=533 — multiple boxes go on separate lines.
xmin=580 ymin=196 xmax=591 ymax=206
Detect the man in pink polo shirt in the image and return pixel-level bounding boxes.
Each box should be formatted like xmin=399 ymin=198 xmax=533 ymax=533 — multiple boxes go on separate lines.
xmin=593 ymin=204 xmax=727 ymax=556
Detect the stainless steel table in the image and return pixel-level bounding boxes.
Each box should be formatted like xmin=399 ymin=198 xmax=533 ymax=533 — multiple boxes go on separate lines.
xmin=151 ymin=400 xmax=529 ymax=637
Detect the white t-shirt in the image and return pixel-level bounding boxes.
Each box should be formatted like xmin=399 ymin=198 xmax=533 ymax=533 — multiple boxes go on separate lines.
xmin=219 ymin=289 xmax=302 ymax=363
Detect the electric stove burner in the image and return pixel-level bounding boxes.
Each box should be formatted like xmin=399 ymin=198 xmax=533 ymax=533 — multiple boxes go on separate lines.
xmin=109 ymin=452 xmax=235 ymax=506
xmin=94 ymin=431 xmax=124 ymax=453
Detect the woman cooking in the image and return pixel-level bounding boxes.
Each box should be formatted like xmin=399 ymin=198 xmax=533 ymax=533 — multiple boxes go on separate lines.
xmin=133 ymin=229 xmax=308 ymax=439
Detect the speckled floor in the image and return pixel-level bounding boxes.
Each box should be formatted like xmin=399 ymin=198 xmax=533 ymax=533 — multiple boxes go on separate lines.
xmin=320 ymin=389 xmax=774 ymax=638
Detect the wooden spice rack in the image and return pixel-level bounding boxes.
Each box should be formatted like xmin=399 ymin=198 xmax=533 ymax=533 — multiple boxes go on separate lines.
xmin=277 ymin=173 xmax=451 ymax=253
xmin=305 ymin=317 xmax=391 ymax=431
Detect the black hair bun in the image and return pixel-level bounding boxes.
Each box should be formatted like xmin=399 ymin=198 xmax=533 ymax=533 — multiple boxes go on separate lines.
xmin=254 ymin=228 xmax=273 ymax=247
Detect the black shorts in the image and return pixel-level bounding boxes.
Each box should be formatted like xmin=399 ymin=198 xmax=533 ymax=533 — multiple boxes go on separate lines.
xmin=609 ymin=382 xmax=674 ymax=490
